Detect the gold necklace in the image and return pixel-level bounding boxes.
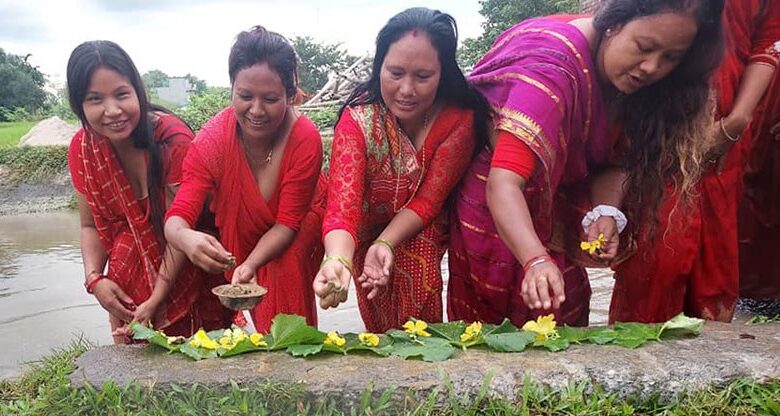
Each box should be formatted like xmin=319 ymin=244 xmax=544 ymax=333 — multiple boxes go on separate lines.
xmin=392 ymin=112 xmax=428 ymax=213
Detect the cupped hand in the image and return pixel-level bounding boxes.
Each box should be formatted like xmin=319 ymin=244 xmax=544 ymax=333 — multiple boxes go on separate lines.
xmin=178 ymin=229 xmax=234 ymax=274
xmin=312 ymin=259 xmax=351 ymax=309
xmin=132 ymin=298 xmax=162 ymax=328
xmin=92 ymin=278 xmax=136 ymax=323
xmin=358 ymin=243 xmax=394 ymax=300
xmin=521 ymin=261 xmax=565 ymax=310
xmin=588 ymin=216 xmax=619 ymax=261
xmin=231 ymin=263 xmax=257 ymax=284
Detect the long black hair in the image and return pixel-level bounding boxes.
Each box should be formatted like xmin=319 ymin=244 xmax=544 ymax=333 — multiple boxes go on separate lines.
xmin=594 ymin=0 xmax=725 ymax=229
xmin=66 ymin=40 xmax=169 ymax=241
xmin=341 ymin=7 xmax=491 ymax=155
xmin=228 ymin=25 xmax=300 ymax=100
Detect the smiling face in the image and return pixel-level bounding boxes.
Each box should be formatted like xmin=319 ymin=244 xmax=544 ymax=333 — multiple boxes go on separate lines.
xmin=379 ymin=31 xmax=441 ymax=124
xmin=598 ymin=11 xmax=698 ymax=94
xmin=231 ymin=63 xmax=289 ymax=143
xmin=82 ymin=67 xmax=141 ymax=142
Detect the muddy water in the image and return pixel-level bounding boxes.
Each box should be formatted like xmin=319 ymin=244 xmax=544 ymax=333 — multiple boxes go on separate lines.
xmin=0 ymin=210 xmax=614 ymax=379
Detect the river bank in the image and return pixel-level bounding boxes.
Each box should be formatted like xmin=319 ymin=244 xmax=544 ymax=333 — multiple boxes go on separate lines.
xmin=0 ymin=146 xmax=73 ymax=216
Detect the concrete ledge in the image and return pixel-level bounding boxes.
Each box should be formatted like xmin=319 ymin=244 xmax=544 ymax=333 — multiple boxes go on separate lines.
xmin=69 ymin=321 xmax=780 ymax=403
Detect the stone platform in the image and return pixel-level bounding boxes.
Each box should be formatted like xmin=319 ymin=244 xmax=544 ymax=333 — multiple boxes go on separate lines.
xmin=70 ymin=321 xmax=780 ymax=404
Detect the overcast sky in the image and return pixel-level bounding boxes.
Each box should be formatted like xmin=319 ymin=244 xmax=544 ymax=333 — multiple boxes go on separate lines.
xmin=0 ymin=0 xmax=484 ymax=90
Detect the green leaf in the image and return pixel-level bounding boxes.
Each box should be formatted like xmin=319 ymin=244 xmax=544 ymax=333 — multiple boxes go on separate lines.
xmin=558 ymin=326 xmax=589 ymax=344
xmin=179 ymin=343 xmax=218 ymax=361
xmin=614 ymin=322 xmax=663 ymax=341
xmin=483 ymin=318 xmax=519 ymax=336
xmin=129 ymin=322 xmax=179 ymax=352
xmin=268 ymin=314 xmax=326 ymax=350
xmin=389 ymin=337 xmax=455 ymax=362
xmin=387 ymin=329 xmax=414 ymax=343
xmin=484 ymin=332 xmax=536 ymax=352
xmin=342 ymin=333 xmax=391 ymax=356
xmin=612 ymin=334 xmax=648 ymax=349
xmin=218 ymin=337 xmax=261 ymax=358
xmin=586 ymin=328 xmax=618 ymax=345
xmin=659 ymin=313 xmax=704 ymax=337
xmin=428 ymin=321 xmax=468 ymax=342
xmin=287 ymin=344 xmax=323 ymax=357
xmin=534 ymin=337 xmax=570 ymax=352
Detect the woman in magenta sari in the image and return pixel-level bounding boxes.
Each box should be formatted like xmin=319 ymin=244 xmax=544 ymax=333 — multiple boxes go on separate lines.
xmin=449 ymin=0 xmax=725 ymax=327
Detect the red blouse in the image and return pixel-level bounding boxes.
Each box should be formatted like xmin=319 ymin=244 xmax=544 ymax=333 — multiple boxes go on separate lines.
xmin=491 ymin=130 xmax=538 ymax=180
xmin=322 ymin=103 xmax=475 ymax=244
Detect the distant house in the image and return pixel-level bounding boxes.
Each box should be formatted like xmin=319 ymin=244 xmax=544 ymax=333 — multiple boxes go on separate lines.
xmin=154 ymin=77 xmax=192 ymax=107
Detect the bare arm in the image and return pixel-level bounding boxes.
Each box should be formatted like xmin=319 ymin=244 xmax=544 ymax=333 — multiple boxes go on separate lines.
xmin=231 ymin=224 xmax=296 ymax=284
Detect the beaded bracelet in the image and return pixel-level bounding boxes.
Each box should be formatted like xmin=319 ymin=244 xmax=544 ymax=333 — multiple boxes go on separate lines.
xmin=84 ymin=274 xmax=109 ymax=294
xmin=522 ymin=254 xmax=553 ymax=273
xmin=372 ymin=238 xmax=396 ymax=256
xmin=320 ymin=255 xmax=354 ymax=275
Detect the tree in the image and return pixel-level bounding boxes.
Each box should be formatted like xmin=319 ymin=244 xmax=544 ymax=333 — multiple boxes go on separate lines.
xmin=175 ymin=87 xmax=230 ymax=132
xmin=142 ymin=69 xmax=169 ymax=89
xmin=291 ymin=36 xmax=358 ymax=97
xmin=184 ymin=73 xmax=207 ymax=95
xmin=0 ymin=48 xmax=49 ymax=120
xmin=458 ymin=0 xmax=579 ymax=68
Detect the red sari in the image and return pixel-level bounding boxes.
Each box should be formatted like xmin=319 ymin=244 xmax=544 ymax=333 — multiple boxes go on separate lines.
xmin=610 ymin=0 xmax=780 ymax=323
xmin=166 ymin=108 xmax=324 ymax=333
xmin=448 ymin=17 xmax=613 ymax=328
xmin=323 ymin=103 xmax=475 ymax=333
xmin=740 ymin=66 xmax=780 ymax=300
xmin=68 ymin=113 xmax=231 ymax=338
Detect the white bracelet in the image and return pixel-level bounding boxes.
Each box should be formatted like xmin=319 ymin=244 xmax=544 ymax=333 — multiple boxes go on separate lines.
xmin=581 ymin=204 xmax=627 ymax=234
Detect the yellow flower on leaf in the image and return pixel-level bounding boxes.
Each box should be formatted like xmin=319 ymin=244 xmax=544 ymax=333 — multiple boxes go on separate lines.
xmin=188 ymin=329 xmax=219 ymax=350
xmin=460 ymin=321 xmax=483 ymax=343
xmin=358 ymin=332 xmax=380 ymax=347
xmin=324 ymin=331 xmax=346 ymax=347
xmin=580 ymin=233 xmax=607 ymax=255
xmin=249 ymin=333 xmax=267 ymax=347
xmin=403 ymin=320 xmax=431 ymax=337
xmin=521 ymin=314 xmax=559 ymax=342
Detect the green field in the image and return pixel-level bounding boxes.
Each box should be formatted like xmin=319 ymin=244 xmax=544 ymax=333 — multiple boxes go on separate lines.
xmin=0 ymin=121 xmax=36 ymax=147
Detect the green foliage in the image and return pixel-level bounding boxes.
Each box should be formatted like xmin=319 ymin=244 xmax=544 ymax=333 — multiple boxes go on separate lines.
xmin=0 ymin=49 xmax=50 ymax=120
xmin=457 ymin=0 xmax=580 ymax=68
xmin=142 ymin=69 xmax=170 ymax=89
xmin=0 ymin=121 xmax=36 ymax=147
xmin=0 ymin=145 xmax=69 ymax=183
xmin=174 ymin=87 xmax=230 ymax=132
xmin=302 ymin=106 xmax=339 ymax=131
xmin=268 ymin=314 xmax=326 ymax=350
xmin=183 ymin=73 xmax=207 ymax=95
xmin=292 ymin=36 xmax=358 ymax=96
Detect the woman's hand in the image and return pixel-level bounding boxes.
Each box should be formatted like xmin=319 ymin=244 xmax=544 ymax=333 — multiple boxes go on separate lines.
xmin=588 ymin=216 xmax=619 ymax=261
xmin=313 ymin=259 xmax=351 ymax=309
xmin=521 ymin=261 xmax=565 ymax=310
xmin=92 ymin=279 xmax=136 ymax=323
xmin=358 ymin=243 xmax=394 ymax=300
xmin=231 ymin=263 xmax=257 ymax=284
xmin=176 ymin=228 xmax=234 ymax=274
xmin=132 ymin=297 xmax=163 ymax=327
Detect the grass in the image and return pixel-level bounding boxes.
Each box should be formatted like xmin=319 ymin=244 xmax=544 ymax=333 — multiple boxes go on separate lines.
xmin=0 ymin=145 xmax=69 ymax=184
xmin=2 ymin=341 xmax=780 ymax=415
xmin=0 ymin=121 xmax=36 ymax=147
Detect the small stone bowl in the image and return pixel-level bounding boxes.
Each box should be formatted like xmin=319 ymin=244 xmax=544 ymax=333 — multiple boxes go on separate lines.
xmin=211 ymin=283 xmax=267 ymax=311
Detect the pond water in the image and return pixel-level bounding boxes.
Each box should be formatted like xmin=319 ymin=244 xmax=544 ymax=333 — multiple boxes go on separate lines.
xmin=0 ymin=210 xmax=614 ymax=380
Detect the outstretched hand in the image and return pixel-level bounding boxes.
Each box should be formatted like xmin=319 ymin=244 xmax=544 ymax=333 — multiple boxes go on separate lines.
xmin=521 ymin=261 xmax=565 ymax=310
xmin=587 ymin=216 xmax=619 ymax=261
xmin=313 ymin=259 xmax=351 ymax=309
xmin=358 ymin=243 xmax=394 ymax=300
xmin=177 ymin=229 xmax=235 ymax=274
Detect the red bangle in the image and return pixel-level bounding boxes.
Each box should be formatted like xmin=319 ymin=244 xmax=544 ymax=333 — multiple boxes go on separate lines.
xmin=522 ymin=254 xmax=553 ymax=273
xmin=85 ymin=274 xmax=109 ymax=294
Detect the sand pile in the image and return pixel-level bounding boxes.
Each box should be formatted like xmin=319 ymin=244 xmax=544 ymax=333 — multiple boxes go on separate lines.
xmin=18 ymin=117 xmax=79 ymax=146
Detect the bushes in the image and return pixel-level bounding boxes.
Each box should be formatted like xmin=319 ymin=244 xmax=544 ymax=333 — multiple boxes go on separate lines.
xmin=0 ymin=145 xmax=68 ymax=183
xmin=174 ymin=87 xmax=230 ymax=133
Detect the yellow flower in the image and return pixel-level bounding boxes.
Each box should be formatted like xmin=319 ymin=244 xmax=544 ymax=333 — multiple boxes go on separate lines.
xmin=358 ymin=333 xmax=380 ymax=347
xmin=460 ymin=321 xmax=483 ymax=343
xmin=249 ymin=333 xmax=267 ymax=347
xmin=188 ymin=329 xmax=219 ymax=350
xmin=521 ymin=314 xmax=559 ymax=342
xmin=219 ymin=336 xmax=234 ymax=349
xmin=324 ymin=331 xmax=346 ymax=347
xmin=402 ymin=320 xmax=431 ymax=337
xmin=580 ymin=233 xmax=607 ymax=255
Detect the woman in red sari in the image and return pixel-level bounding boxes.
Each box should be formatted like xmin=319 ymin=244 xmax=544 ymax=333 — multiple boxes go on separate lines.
xmin=610 ymin=0 xmax=780 ymax=323
xmin=312 ymin=8 xmax=492 ymax=332
xmin=165 ymin=26 xmax=323 ymax=333
xmin=739 ymin=56 xmax=780 ymax=311
xmin=449 ymin=0 xmax=725 ymax=328
xmin=67 ymin=41 xmax=231 ymax=343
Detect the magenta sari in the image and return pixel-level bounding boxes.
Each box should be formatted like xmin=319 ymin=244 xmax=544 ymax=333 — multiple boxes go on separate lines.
xmin=448 ymin=17 xmax=613 ymax=327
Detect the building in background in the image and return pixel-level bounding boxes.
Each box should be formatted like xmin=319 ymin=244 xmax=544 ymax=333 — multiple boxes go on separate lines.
xmin=155 ymin=77 xmax=192 ymax=107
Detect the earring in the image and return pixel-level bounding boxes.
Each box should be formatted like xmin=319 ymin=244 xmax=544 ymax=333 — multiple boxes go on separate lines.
xmin=605 ymin=28 xmax=612 ymax=36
